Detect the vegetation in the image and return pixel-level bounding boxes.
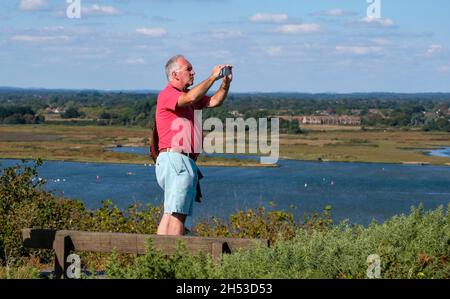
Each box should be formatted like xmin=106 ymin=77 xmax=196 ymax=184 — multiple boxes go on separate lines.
xmin=1 ymin=124 xmax=450 ymax=166
xmin=0 ymin=106 xmax=44 ymax=124
xmin=107 ymin=205 xmax=450 ymax=279
xmin=0 ymin=125 xmax=268 ymax=167
xmin=1 ymin=160 xmax=449 ymax=279
xmin=1 ymin=89 xmax=450 ymax=131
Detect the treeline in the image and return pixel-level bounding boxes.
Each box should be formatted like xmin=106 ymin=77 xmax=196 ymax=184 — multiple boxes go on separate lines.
xmin=1 ymin=89 xmax=449 ymax=131
xmin=0 ymin=106 xmax=44 ymax=124
xmin=0 ymin=90 xmax=157 ymax=127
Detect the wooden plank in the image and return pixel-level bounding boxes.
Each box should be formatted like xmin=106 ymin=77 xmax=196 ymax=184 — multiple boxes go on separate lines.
xmin=22 ymin=228 xmax=57 ymax=249
xmin=22 ymin=229 xmax=269 ymax=257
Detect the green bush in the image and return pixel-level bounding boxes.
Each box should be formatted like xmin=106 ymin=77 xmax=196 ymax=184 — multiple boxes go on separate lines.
xmin=0 ymin=160 xmax=162 ymax=268
xmin=106 ymin=205 xmax=450 ymax=279
xmin=0 ymin=159 xmax=87 ymax=265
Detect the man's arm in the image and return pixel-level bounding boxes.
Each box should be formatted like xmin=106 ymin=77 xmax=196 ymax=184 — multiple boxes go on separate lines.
xmin=177 ymin=65 xmax=224 ymax=108
xmin=207 ymin=76 xmax=231 ymax=108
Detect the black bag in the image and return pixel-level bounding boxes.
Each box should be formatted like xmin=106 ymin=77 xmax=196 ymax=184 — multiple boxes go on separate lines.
xmin=150 ymin=121 xmax=159 ymax=163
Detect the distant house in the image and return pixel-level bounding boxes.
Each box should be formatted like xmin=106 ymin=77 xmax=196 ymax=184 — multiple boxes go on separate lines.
xmin=279 ymin=115 xmax=361 ymax=126
xmin=230 ymin=110 xmax=243 ymax=117
xmin=45 ymin=107 xmax=63 ymax=114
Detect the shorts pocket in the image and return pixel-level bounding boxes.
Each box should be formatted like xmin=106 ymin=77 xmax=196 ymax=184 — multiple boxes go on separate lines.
xmin=168 ymin=153 xmax=188 ymax=175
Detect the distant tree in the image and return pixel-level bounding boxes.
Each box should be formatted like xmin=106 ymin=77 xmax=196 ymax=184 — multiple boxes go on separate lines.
xmin=61 ymin=107 xmax=83 ymax=119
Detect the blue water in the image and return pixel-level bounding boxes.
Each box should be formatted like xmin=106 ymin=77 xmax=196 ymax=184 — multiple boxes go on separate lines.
xmin=427 ymin=147 xmax=450 ymax=158
xmin=1 ymin=147 xmax=450 ymax=227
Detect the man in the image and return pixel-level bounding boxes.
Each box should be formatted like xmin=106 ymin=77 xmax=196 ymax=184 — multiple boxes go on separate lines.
xmin=155 ymin=55 xmax=232 ymax=235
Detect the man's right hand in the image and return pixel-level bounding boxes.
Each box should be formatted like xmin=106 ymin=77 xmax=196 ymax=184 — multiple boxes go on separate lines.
xmin=211 ymin=65 xmax=229 ymax=81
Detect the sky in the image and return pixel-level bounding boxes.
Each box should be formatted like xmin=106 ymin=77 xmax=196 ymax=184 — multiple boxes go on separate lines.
xmin=1 ymin=0 xmax=450 ymax=93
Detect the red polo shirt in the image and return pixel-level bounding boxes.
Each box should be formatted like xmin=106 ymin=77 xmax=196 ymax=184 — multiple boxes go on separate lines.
xmin=156 ymin=83 xmax=210 ymax=153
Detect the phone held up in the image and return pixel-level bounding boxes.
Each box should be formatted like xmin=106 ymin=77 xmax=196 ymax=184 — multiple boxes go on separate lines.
xmin=219 ymin=66 xmax=231 ymax=79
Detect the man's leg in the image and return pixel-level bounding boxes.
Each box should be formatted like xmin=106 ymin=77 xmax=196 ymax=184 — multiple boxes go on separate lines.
xmin=157 ymin=213 xmax=187 ymax=235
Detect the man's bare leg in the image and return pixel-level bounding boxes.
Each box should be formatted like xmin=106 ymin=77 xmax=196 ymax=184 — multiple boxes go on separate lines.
xmin=157 ymin=213 xmax=186 ymax=235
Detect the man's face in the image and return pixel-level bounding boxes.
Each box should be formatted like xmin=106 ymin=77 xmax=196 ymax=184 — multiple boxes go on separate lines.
xmin=175 ymin=58 xmax=195 ymax=89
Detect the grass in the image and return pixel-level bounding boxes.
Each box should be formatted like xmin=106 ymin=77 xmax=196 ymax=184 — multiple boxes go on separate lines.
xmin=279 ymin=126 xmax=450 ymax=165
xmin=0 ymin=124 xmax=270 ymax=167
xmin=0 ymin=124 xmax=450 ymax=166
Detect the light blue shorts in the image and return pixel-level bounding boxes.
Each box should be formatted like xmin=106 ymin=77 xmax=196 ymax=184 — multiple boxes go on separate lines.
xmin=155 ymin=152 xmax=198 ymax=216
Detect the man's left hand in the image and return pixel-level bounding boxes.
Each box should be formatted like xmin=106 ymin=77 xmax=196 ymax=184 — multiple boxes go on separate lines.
xmin=223 ymin=65 xmax=233 ymax=85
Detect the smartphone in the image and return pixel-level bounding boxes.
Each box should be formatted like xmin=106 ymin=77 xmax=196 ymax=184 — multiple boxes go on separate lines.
xmin=219 ymin=66 xmax=231 ymax=78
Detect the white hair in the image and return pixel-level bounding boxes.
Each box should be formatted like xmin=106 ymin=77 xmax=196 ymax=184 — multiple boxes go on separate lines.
xmin=165 ymin=55 xmax=184 ymax=81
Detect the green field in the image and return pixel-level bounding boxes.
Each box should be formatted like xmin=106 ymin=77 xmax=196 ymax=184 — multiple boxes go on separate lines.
xmin=0 ymin=124 xmax=269 ymax=167
xmin=1 ymin=124 xmax=450 ymax=166
xmin=279 ymin=125 xmax=450 ymax=166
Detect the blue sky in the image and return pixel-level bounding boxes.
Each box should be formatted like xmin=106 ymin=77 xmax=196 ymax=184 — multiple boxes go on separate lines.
xmin=1 ymin=0 xmax=450 ymax=92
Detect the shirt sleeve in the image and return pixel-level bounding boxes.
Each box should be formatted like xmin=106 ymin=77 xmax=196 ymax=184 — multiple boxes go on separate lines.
xmin=193 ymin=95 xmax=211 ymax=110
xmin=164 ymin=88 xmax=183 ymax=112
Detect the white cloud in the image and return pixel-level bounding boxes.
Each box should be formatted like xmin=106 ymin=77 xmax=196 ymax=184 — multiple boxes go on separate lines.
xmin=136 ymin=27 xmax=167 ymax=37
xmin=312 ymin=9 xmax=356 ymax=17
xmin=82 ymin=4 xmax=121 ymax=16
xmin=372 ymin=38 xmax=389 ymax=46
xmin=19 ymin=0 xmax=46 ymax=10
xmin=438 ymin=65 xmax=450 ymax=72
xmin=265 ymin=46 xmax=283 ymax=57
xmin=123 ymin=58 xmax=146 ymax=65
xmin=250 ymin=13 xmax=288 ymax=23
xmin=427 ymin=45 xmax=443 ymax=56
xmin=275 ymin=24 xmax=321 ymax=34
xmin=209 ymin=29 xmax=243 ymax=39
xmin=358 ymin=17 xmax=395 ymax=27
xmin=43 ymin=26 xmax=65 ymax=32
xmin=12 ymin=35 xmax=70 ymax=42
xmin=336 ymin=46 xmax=383 ymax=55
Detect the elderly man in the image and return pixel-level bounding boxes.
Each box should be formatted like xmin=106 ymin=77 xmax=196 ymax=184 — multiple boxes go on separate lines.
xmin=155 ymin=55 xmax=232 ymax=235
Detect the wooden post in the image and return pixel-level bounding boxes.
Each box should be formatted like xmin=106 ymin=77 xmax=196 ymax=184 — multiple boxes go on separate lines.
xmin=53 ymin=232 xmax=73 ymax=279
xmin=211 ymin=242 xmax=231 ymax=264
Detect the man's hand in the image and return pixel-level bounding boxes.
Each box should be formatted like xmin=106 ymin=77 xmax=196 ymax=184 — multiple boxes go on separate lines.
xmin=208 ymin=65 xmax=233 ymax=108
xmin=223 ymin=66 xmax=233 ymax=85
xmin=211 ymin=65 xmax=224 ymax=81
xmin=211 ymin=64 xmax=233 ymax=81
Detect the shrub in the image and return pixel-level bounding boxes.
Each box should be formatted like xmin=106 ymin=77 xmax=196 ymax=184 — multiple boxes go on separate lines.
xmin=0 ymin=159 xmax=87 ymax=265
xmin=0 ymin=160 xmax=163 ymax=268
xmin=106 ymin=205 xmax=450 ymax=279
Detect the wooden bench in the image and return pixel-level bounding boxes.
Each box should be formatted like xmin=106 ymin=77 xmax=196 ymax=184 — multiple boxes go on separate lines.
xmin=22 ymin=228 xmax=269 ymax=278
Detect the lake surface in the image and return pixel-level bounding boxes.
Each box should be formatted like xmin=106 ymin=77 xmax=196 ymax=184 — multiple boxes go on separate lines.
xmin=1 ymin=147 xmax=450 ymax=227
xmin=427 ymin=147 xmax=450 ymax=158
